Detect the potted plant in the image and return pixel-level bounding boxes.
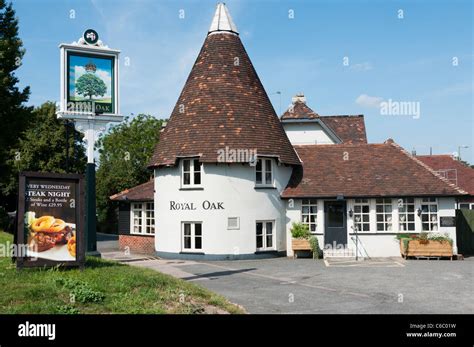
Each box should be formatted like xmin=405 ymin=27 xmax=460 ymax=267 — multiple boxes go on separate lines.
xmin=396 ymin=232 xmax=453 ymax=259
xmin=291 ymin=222 xmax=321 ymax=259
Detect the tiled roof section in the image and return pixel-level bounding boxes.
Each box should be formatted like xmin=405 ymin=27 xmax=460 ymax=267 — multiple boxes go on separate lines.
xmin=149 ymin=33 xmax=300 ymax=167
xmin=282 ymin=142 xmax=467 ymax=199
xmin=110 ymin=180 xmax=154 ymax=202
xmin=416 ymin=155 xmax=474 ymax=196
xmin=320 ymin=115 xmax=367 ymax=144
xmin=280 ymin=100 xmax=367 ymax=144
xmin=280 ymin=100 xmax=319 ymax=120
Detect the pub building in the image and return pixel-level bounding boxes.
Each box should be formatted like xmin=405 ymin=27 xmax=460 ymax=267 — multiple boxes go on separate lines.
xmin=111 ymin=3 xmax=466 ymax=258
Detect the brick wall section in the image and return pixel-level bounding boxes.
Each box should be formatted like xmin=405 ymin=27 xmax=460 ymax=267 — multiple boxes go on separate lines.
xmin=119 ymin=235 xmax=155 ymax=255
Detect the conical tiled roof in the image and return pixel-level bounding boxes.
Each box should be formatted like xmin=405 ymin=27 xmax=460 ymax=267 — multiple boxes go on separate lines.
xmin=149 ymin=3 xmax=300 ymax=167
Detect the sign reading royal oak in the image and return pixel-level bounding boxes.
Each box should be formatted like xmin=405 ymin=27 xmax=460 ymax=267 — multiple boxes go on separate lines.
xmin=170 ymin=200 xmax=224 ymax=211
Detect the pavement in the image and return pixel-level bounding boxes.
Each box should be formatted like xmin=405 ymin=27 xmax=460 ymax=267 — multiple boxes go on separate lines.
xmin=99 ymin=240 xmax=474 ymax=314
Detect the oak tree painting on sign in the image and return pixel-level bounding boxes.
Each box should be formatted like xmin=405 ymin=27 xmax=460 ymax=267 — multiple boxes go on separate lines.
xmin=67 ymin=52 xmax=114 ymax=113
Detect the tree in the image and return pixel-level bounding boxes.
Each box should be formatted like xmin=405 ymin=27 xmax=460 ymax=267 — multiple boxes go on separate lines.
xmin=76 ymin=73 xmax=107 ymax=100
xmin=96 ymin=114 xmax=164 ymax=232
xmin=0 ymin=0 xmax=32 ymax=210
xmin=4 ymin=102 xmax=87 ymax=194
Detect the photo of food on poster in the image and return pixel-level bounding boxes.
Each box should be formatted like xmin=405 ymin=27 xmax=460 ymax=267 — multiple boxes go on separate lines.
xmin=24 ymin=178 xmax=77 ymax=261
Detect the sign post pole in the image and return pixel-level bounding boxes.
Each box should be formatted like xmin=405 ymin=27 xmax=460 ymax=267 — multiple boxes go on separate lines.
xmin=57 ymin=30 xmax=123 ymax=256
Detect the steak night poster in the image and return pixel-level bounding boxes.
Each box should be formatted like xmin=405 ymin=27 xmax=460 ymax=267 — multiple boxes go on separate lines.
xmin=24 ymin=178 xmax=77 ymax=261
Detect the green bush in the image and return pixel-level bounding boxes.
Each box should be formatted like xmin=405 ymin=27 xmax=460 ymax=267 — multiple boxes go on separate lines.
xmin=309 ymin=236 xmax=322 ymax=259
xmin=290 ymin=222 xmax=311 ymax=239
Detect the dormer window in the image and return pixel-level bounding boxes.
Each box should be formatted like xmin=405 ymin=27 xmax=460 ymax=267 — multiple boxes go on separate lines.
xmin=182 ymin=158 xmax=202 ymax=187
xmin=255 ymin=158 xmax=273 ymax=186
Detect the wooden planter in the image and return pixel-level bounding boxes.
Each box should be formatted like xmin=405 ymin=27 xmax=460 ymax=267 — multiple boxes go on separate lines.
xmin=292 ymin=239 xmax=312 ymax=259
xmin=400 ymin=239 xmax=453 ymax=259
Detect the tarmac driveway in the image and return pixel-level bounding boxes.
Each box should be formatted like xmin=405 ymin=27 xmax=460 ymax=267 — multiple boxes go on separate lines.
xmin=158 ymin=257 xmax=474 ymax=314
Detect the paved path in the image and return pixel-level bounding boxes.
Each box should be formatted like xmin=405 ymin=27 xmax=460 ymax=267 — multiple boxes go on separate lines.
xmin=100 ymin=248 xmax=474 ymax=314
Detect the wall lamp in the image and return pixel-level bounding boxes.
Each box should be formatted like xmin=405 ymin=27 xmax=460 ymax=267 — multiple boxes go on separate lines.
xmin=348 ymin=208 xmax=354 ymax=218
xmin=416 ymin=207 xmax=422 ymax=217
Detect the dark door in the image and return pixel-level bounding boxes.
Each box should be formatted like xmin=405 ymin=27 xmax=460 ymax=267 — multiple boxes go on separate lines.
xmin=324 ymin=201 xmax=347 ymax=248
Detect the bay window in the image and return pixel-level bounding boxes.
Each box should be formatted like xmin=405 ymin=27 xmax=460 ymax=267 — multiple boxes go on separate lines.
xmin=398 ymin=198 xmax=415 ymax=231
xmin=421 ymin=198 xmax=438 ymax=231
xmin=376 ymin=198 xmax=393 ymax=231
xmin=354 ymin=199 xmax=370 ymax=232
xmin=301 ymin=199 xmax=317 ymax=232
xmin=131 ymin=202 xmax=155 ymax=235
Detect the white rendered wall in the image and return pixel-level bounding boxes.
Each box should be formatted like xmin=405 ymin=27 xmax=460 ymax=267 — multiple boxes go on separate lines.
xmin=154 ymin=160 xmax=293 ymax=257
xmin=282 ymin=122 xmax=336 ymax=145
xmin=286 ymin=197 xmax=457 ymax=258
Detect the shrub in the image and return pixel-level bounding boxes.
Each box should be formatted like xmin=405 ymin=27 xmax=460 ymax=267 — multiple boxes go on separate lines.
xmin=309 ymin=236 xmax=322 ymax=259
xmin=290 ymin=222 xmax=310 ymax=239
xmin=55 ymin=278 xmax=105 ymax=304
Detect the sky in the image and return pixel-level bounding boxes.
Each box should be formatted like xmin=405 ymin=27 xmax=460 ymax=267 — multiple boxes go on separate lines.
xmin=12 ymin=0 xmax=474 ymax=163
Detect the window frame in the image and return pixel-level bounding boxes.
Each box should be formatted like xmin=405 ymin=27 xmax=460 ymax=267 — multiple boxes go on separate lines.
xmin=376 ymin=198 xmax=393 ymax=232
xmin=398 ymin=198 xmax=415 ymax=232
xmin=181 ymin=222 xmax=203 ymax=252
xmin=255 ymin=158 xmax=274 ymax=187
xmin=256 ymin=220 xmax=275 ymax=251
xmin=130 ymin=202 xmax=155 ymax=235
xmin=353 ymin=198 xmax=370 ymax=232
xmin=181 ymin=158 xmax=202 ymax=188
xmin=301 ymin=199 xmax=318 ymax=233
xmin=421 ymin=197 xmax=438 ymax=231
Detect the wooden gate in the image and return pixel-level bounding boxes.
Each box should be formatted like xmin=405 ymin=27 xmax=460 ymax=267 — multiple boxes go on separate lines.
xmin=456 ymin=209 xmax=474 ymax=255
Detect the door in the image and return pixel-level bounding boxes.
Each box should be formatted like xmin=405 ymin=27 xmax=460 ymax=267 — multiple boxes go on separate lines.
xmin=324 ymin=201 xmax=347 ymax=248
xmin=256 ymin=221 xmax=274 ymax=251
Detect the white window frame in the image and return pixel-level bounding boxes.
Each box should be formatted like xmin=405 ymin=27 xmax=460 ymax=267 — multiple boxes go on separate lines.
xmin=458 ymin=202 xmax=474 ymax=210
xmin=421 ymin=198 xmax=438 ymax=231
xmin=182 ymin=222 xmax=202 ymax=252
xmin=301 ymin=199 xmax=318 ymax=233
xmin=376 ymin=198 xmax=393 ymax=232
xmin=398 ymin=198 xmax=415 ymax=232
xmin=131 ymin=202 xmax=155 ymax=235
xmin=255 ymin=158 xmax=273 ymax=187
xmin=353 ymin=199 xmax=370 ymax=232
xmin=256 ymin=220 xmax=275 ymax=251
xmin=181 ymin=158 xmax=202 ymax=188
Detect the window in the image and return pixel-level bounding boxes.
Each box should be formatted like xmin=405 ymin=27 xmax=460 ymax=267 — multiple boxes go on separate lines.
xmin=398 ymin=198 xmax=415 ymax=231
xmin=182 ymin=158 xmax=202 ymax=187
xmin=256 ymin=221 xmax=274 ymax=250
xmin=131 ymin=202 xmax=155 ymax=235
xmin=459 ymin=203 xmax=474 ymax=210
xmin=354 ymin=199 xmax=370 ymax=232
xmin=301 ymin=199 xmax=317 ymax=232
xmin=182 ymin=222 xmax=202 ymax=251
xmin=376 ymin=198 xmax=393 ymax=231
xmin=421 ymin=198 xmax=438 ymax=231
xmin=255 ymin=158 xmax=273 ymax=186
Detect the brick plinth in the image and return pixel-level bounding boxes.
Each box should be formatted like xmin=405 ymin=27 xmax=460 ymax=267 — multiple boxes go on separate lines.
xmin=119 ymin=235 xmax=155 ymax=254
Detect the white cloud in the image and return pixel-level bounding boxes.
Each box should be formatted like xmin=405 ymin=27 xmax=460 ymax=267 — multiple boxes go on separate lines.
xmin=355 ymin=94 xmax=384 ymax=108
xmin=350 ymin=62 xmax=373 ymax=72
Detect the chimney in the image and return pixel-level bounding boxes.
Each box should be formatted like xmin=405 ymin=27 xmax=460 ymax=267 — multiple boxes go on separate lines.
xmin=292 ymin=93 xmax=306 ymax=104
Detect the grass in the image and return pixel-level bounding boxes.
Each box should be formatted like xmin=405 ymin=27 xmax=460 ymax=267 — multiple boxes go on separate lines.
xmin=0 ymin=231 xmax=243 ymax=314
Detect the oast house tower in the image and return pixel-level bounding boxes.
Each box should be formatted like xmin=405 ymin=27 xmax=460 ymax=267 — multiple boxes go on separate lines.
xmin=148 ymin=3 xmax=301 ymax=258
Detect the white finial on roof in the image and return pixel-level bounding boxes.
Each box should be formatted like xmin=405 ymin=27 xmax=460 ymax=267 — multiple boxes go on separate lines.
xmin=208 ymin=3 xmax=238 ymax=35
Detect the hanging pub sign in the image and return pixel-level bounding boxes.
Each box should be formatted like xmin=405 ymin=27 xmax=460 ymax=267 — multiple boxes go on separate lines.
xmin=16 ymin=172 xmax=85 ymax=269
xmin=57 ymin=29 xmax=121 ymax=120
